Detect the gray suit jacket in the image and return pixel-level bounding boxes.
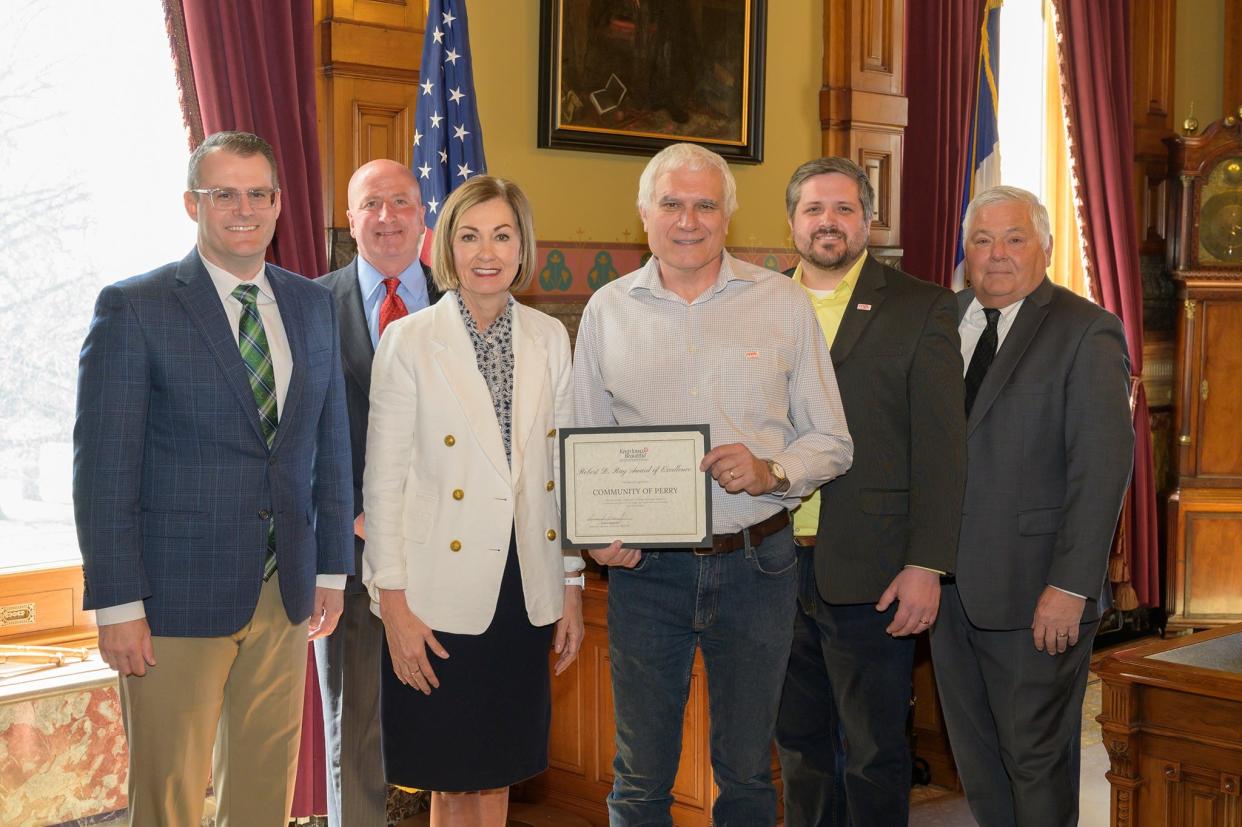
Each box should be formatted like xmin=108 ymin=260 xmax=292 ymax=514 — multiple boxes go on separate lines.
xmin=317 ymin=257 xmax=440 ymax=593
xmin=955 ymin=277 xmax=1134 ymax=630
xmin=806 ymin=256 xmax=967 ymax=603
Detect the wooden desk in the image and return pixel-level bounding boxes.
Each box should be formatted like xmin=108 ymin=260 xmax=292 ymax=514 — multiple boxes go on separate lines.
xmin=1095 ymin=624 xmax=1242 ymax=826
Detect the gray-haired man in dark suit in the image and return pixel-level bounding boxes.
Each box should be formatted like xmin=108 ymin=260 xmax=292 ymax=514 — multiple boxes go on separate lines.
xmin=930 ymin=185 xmax=1134 ymax=827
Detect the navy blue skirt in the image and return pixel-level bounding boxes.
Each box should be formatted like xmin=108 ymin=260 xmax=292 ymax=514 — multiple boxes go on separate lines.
xmin=379 ymin=531 xmax=555 ymax=792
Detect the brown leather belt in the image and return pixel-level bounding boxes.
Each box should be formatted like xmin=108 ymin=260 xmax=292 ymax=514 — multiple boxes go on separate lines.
xmin=695 ymin=510 xmax=791 ymax=556
xmin=793 ymin=535 xmax=817 ymax=548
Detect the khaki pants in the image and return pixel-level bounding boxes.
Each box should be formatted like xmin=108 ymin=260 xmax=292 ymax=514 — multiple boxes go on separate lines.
xmin=119 ymin=575 xmax=309 ymax=827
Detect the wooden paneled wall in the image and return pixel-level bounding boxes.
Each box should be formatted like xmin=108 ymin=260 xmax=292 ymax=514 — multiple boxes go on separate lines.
xmin=1132 ymin=0 xmax=1176 ymax=257
xmin=1225 ymin=0 xmax=1242 ymax=117
xmin=819 ymin=0 xmax=907 ymax=253
xmin=314 ymin=0 xmax=426 ymax=265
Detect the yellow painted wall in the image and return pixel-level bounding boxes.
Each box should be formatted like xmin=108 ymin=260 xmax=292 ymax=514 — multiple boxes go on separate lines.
xmin=468 ymin=2 xmax=823 ymax=248
xmin=1173 ymin=0 xmax=1224 ymax=129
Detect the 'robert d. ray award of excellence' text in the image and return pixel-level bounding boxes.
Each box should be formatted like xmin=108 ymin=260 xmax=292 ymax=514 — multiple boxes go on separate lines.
xmin=559 ymin=425 xmax=712 ymax=549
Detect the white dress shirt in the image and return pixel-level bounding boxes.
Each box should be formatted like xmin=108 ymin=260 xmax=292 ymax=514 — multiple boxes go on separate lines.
xmin=958 ymin=296 xmax=1024 ymax=367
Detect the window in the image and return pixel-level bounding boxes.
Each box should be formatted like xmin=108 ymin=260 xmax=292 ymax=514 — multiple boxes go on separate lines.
xmin=0 ymin=2 xmax=195 ymax=574
xmin=997 ymin=0 xmax=1089 ymax=298
xmin=998 ymin=0 xmax=1047 ymax=195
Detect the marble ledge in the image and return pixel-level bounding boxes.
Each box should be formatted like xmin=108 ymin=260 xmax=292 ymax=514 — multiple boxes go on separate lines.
xmin=0 ymin=652 xmax=127 ymax=826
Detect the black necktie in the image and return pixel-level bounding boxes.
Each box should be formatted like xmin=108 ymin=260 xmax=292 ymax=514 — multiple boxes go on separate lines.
xmin=964 ymin=307 xmax=1000 ymax=416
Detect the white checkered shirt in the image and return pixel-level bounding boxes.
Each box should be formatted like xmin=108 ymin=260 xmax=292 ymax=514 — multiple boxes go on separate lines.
xmin=573 ymin=252 xmax=854 ymax=534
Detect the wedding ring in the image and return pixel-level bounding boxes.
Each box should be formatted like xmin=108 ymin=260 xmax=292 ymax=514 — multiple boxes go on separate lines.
xmin=919 ymin=618 xmax=930 ymax=624
xmin=1057 ymin=631 xmax=1068 ymax=638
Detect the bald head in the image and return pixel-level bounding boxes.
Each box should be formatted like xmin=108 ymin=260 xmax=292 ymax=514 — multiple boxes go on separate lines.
xmin=346 ymin=159 xmax=427 ymax=277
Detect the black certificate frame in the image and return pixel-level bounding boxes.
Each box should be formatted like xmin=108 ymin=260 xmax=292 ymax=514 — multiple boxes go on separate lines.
xmin=558 ymin=424 xmax=713 ymax=549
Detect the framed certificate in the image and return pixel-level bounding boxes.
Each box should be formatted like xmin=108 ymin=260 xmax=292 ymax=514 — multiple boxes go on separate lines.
xmin=559 ymin=425 xmax=713 ymax=549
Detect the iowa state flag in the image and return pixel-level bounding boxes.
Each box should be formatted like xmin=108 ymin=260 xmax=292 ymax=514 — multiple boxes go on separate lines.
xmin=954 ymin=0 xmax=1002 ymax=290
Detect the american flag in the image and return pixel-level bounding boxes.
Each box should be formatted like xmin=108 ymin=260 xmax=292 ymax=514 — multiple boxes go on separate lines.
xmin=413 ymin=0 xmax=487 ymax=264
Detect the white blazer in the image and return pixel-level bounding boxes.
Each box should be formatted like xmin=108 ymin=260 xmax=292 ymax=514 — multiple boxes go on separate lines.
xmin=362 ymin=293 xmax=582 ymax=634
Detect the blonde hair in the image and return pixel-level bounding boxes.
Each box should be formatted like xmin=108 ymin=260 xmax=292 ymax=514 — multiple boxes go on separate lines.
xmin=432 ymin=176 xmax=538 ymax=293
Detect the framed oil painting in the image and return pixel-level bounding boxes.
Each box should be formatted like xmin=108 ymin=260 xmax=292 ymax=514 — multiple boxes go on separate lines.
xmin=537 ymin=0 xmax=767 ymax=164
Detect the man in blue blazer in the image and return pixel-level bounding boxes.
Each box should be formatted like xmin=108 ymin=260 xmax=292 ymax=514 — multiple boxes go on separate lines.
xmin=314 ymin=158 xmax=440 ymax=827
xmin=73 ymin=131 xmax=354 ymax=826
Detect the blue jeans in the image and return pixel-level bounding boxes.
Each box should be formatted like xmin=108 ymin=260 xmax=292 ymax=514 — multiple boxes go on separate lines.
xmin=774 ymin=550 xmax=915 ymax=826
xmin=606 ymin=523 xmax=798 ymax=827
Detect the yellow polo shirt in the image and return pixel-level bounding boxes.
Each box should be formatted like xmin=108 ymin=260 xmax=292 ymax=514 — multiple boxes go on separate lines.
xmin=790 ymin=252 xmax=868 ymax=538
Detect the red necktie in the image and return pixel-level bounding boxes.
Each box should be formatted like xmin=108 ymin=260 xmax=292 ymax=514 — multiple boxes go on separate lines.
xmin=378 ymin=277 xmax=408 ymax=338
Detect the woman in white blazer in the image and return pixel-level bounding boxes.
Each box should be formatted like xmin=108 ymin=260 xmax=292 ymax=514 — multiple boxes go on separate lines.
xmin=362 ymin=175 xmax=584 ymax=825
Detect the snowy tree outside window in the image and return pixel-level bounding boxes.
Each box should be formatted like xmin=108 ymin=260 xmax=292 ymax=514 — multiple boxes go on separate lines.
xmin=0 ymin=2 xmax=195 ymax=572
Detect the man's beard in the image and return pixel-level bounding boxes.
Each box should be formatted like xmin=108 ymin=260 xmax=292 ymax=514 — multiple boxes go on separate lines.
xmin=797 ymin=229 xmax=866 ymax=271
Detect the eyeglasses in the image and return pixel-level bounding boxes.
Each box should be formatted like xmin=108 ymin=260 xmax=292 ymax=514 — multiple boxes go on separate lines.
xmin=190 ymin=187 xmax=280 ymax=210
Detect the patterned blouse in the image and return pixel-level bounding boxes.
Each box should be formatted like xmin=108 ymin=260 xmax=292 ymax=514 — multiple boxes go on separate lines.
xmin=455 ymin=290 xmax=515 ymax=464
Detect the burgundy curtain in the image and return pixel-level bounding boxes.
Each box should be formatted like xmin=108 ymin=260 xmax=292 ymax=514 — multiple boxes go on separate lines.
xmin=1053 ymin=0 xmax=1159 ymax=609
xmin=901 ymin=1 xmax=985 ymax=287
xmin=166 ymin=0 xmax=329 ymax=815
xmin=179 ymin=0 xmax=327 ymax=279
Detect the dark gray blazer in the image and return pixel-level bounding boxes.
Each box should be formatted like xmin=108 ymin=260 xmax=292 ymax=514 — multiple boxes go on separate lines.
xmin=954 ymin=277 xmax=1134 ymax=629
xmin=317 ymin=256 xmax=440 ymax=593
xmin=806 ymin=256 xmax=967 ymax=603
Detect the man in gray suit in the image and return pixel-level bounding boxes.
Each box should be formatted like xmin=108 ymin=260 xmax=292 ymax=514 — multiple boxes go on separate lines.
xmin=315 ymin=159 xmax=440 ymax=826
xmin=930 ymin=186 xmax=1134 ymax=827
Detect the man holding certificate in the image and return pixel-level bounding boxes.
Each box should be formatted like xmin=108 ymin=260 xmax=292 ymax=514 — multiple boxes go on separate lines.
xmin=572 ymin=142 xmax=854 ymax=827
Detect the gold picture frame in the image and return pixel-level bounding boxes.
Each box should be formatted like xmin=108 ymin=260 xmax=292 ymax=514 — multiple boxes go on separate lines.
xmin=537 ymin=0 xmax=767 ymax=163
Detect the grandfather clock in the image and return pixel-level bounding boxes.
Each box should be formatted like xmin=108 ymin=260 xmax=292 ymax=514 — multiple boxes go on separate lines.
xmin=1165 ymin=115 xmax=1242 ymax=630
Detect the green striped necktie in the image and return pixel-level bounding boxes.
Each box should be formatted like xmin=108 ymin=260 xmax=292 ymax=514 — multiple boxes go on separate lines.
xmin=233 ymin=283 xmax=279 ymax=581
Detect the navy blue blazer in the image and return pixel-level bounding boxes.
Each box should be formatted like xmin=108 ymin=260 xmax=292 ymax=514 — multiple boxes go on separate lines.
xmin=73 ymin=249 xmax=354 ymax=637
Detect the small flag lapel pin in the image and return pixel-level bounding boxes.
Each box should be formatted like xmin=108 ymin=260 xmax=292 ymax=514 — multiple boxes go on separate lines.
xmin=856 ymin=303 xmax=872 ymax=311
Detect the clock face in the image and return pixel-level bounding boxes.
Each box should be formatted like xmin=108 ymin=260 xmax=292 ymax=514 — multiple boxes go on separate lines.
xmin=1199 ymin=156 xmax=1242 ymax=265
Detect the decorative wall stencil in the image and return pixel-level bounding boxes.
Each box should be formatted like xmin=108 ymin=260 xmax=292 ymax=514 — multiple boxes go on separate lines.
xmin=516 ymin=242 xmax=798 ymax=301
xmin=587 ymin=251 xmax=619 ymax=290
xmin=539 ymin=249 xmax=573 ymax=292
